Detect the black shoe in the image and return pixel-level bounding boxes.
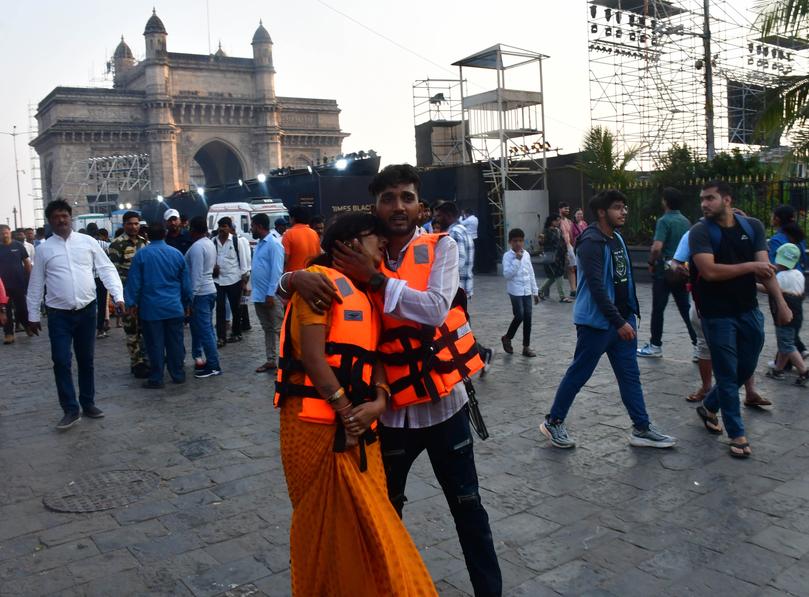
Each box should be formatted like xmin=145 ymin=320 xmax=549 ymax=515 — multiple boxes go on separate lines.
xmin=142 ymin=380 xmax=164 ymax=389
xmin=501 ymin=335 xmax=513 ymax=355
xmin=226 ymin=335 xmax=242 ymax=343
xmin=217 ymin=339 xmax=227 ymax=348
xmin=241 ymin=325 xmax=252 ymax=332
xmin=172 ymin=376 xmax=186 ymax=384
xmin=56 ymin=412 xmax=81 ymax=430
xmin=83 ymin=405 xmax=105 ymax=419
xmin=131 ymin=363 xmax=150 ymax=379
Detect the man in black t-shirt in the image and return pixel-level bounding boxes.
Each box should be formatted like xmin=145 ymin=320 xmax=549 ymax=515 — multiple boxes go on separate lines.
xmin=0 ymin=224 xmax=32 ymax=344
xmin=689 ymin=180 xmax=791 ymax=458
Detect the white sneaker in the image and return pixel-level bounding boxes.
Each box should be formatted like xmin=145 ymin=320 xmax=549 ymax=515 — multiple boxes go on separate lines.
xmin=637 ymin=343 xmax=663 ymax=358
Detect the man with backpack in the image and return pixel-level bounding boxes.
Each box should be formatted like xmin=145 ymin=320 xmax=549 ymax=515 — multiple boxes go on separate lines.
xmin=689 ymin=181 xmax=792 ymax=458
xmin=213 ymin=217 xmax=249 ymax=347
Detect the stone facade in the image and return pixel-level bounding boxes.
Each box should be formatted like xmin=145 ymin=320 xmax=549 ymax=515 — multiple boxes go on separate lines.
xmin=31 ymin=11 xmax=348 ymax=212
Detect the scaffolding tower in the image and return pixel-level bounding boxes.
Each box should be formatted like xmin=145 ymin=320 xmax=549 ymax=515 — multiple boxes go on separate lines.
xmin=412 ymin=78 xmax=466 ymax=167
xmin=28 ymin=103 xmax=44 ymax=227
xmin=587 ymin=0 xmax=809 ymax=169
xmin=453 ymin=44 xmax=549 ymax=248
xmin=54 ymin=153 xmax=151 ymax=216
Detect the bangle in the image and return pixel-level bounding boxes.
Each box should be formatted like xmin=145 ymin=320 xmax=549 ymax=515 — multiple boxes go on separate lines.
xmin=335 ymin=403 xmax=352 ymax=415
xmin=326 ymin=387 xmax=346 ymax=405
xmin=374 ymin=382 xmax=391 ymax=401
xmin=278 ymin=272 xmax=291 ymax=295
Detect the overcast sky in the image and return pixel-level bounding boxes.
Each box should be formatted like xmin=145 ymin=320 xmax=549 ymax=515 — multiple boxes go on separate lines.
xmin=0 ymin=0 xmax=759 ymax=227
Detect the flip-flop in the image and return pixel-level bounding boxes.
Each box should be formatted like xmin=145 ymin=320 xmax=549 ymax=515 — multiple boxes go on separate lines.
xmin=743 ymin=392 xmax=772 ymax=408
xmin=255 ymin=363 xmax=277 ymax=373
xmin=729 ymin=442 xmax=752 ymax=458
xmin=686 ymin=388 xmax=708 ymax=403
xmin=696 ymin=406 xmax=723 ymax=434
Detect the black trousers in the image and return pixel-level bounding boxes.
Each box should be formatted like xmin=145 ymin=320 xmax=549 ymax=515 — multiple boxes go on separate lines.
xmin=505 ymin=294 xmax=533 ymax=347
xmin=215 ymin=282 xmax=242 ymax=340
xmin=650 ymin=274 xmax=697 ymax=347
xmin=379 ymin=407 xmax=502 ymax=597
xmin=3 ymin=285 xmax=28 ymax=335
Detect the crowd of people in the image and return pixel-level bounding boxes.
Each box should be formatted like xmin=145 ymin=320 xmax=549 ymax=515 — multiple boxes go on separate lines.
xmin=1 ymin=164 xmax=806 ymax=595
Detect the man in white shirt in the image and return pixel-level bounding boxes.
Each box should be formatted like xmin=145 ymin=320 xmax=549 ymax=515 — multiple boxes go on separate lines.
xmin=213 ymin=217 xmax=249 ymax=346
xmin=461 ymin=208 xmax=479 ymax=272
xmin=26 ymin=200 xmax=124 ymax=431
xmin=227 ymin=220 xmax=253 ymax=333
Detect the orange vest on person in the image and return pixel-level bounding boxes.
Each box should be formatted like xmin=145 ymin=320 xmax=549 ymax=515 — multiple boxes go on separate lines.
xmin=274 ymin=267 xmax=379 ymax=425
xmin=376 ymin=233 xmax=483 ymax=409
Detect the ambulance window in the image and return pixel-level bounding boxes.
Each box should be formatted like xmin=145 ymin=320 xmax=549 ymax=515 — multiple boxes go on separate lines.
xmin=241 ymin=215 xmax=249 ymax=233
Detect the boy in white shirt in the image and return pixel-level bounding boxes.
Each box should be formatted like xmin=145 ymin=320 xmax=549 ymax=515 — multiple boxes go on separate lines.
xmin=501 ymin=228 xmax=539 ymax=357
xmin=764 ymin=242 xmax=808 ymax=384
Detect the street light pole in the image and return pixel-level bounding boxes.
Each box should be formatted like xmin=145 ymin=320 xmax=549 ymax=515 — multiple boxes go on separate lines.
xmin=702 ymin=0 xmax=716 ymax=162
xmin=1 ymin=126 xmax=26 ymax=229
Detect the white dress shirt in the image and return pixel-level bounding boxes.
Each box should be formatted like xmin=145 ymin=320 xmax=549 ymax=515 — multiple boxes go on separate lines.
xmin=23 ymin=240 xmax=35 ymax=265
xmin=26 ymin=232 xmax=123 ymax=322
xmin=214 ymin=234 xmax=249 ymax=286
xmin=502 ymin=249 xmax=538 ymax=296
xmin=379 ymin=228 xmax=469 ymax=430
xmin=461 ymin=214 xmax=479 ymax=240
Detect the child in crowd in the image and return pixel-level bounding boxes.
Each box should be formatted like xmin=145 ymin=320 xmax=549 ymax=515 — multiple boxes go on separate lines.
xmin=501 ymin=228 xmax=540 ymax=357
xmin=764 ymin=243 xmax=808 ymax=385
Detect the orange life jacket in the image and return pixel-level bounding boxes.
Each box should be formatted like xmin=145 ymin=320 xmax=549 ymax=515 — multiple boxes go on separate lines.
xmin=274 ymin=267 xmax=379 ymax=426
xmin=376 ymin=233 xmax=483 ymax=409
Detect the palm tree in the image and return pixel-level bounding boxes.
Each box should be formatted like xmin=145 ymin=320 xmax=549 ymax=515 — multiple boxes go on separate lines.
xmin=577 ymin=126 xmax=641 ymax=189
xmin=756 ymin=1 xmax=809 ymax=161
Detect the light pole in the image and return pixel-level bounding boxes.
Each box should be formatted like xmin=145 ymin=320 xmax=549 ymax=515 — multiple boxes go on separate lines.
xmin=0 ymin=126 xmax=29 ymax=229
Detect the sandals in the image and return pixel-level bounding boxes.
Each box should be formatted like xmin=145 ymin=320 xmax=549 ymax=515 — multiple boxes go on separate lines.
xmin=729 ymin=441 xmax=752 ymax=459
xmin=696 ymin=406 xmax=723 ymax=434
xmin=559 ymin=297 xmax=574 ymax=303
xmin=255 ymin=362 xmax=277 ymax=373
xmin=686 ymin=388 xmax=708 ymax=403
xmin=743 ymin=392 xmax=772 ymax=408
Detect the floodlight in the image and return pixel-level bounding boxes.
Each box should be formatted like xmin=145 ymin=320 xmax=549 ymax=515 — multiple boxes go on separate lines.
xmin=238 ymin=179 xmax=243 ymax=186
xmin=118 ymin=203 xmax=125 ymax=210
xmin=335 ymin=158 xmax=348 ymax=170
xmin=307 ymin=165 xmax=313 ymax=174
xmin=197 ymin=186 xmax=205 ymax=196
xmin=257 ymin=173 xmax=267 ymax=183
xmin=157 ymin=194 xmax=164 ymax=202
xmin=125 ymin=203 xmax=132 ymax=209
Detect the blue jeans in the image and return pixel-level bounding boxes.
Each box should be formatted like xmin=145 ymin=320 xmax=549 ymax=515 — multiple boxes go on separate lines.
xmin=47 ymin=302 xmax=97 ymax=415
xmin=380 ymin=408 xmax=502 ymax=597
xmin=702 ymin=309 xmax=765 ymax=439
xmin=190 ymin=294 xmax=220 ymax=371
xmin=550 ymin=315 xmax=651 ymax=429
xmin=141 ymin=318 xmax=186 ymax=384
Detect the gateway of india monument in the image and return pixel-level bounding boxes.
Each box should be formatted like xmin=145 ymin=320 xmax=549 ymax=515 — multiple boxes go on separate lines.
xmin=30 ymin=10 xmax=348 ymax=212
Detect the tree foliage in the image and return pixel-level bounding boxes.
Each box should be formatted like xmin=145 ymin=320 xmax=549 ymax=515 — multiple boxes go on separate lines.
xmin=577 ymin=126 xmax=640 ymax=189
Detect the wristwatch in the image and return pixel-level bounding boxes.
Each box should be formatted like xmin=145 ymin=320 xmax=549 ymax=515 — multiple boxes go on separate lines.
xmin=369 ymin=273 xmax=387 ymax=292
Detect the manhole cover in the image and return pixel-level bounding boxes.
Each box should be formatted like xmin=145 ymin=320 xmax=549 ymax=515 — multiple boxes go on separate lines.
xmin=43 ymin=470 xmax=161 ymax=513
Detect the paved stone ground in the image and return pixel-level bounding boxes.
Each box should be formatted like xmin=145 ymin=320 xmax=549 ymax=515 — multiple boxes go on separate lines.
xmin=2 ymin=276 xmax=809 ymax=596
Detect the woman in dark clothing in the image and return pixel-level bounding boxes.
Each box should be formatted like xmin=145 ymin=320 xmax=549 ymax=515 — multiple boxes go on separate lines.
xmin=540 ymin=214 xmax=573 ymax=302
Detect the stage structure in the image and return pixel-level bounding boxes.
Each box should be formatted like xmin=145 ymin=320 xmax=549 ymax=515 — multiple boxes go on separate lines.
xmin=453 ymin=45 xmax=550 ymax=249
xmin=587 ymin=0 xmax=809 ymax=169
xmin=413 ymin=79 xmax=466 ymax=167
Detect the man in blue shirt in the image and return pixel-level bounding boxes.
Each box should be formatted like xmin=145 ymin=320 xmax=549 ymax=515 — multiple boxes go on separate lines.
xmin=125 ymin=221 xmax=192 ymax=388
xmin=185 ymin=216 xmax=221 ymax=378
xmin=250 ymin=213 xmax=285 ymax=373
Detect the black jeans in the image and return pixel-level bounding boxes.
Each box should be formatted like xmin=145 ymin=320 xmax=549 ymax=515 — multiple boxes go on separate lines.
xmin=215 ymin=281 xmax=242 ymax=340
xmin=505 ymin=294 xmax=533 ymax=347
xmin=379 ymin=407 xmax=502 ymax=597
xmin=650 ymin=274 xmax=697 ymax=347
xmin=3 ymin=285 xmax=28 ymax=335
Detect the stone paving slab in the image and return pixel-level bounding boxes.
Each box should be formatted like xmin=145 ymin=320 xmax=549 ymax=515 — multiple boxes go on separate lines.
xmin=1 ymin=276 xmax=809 ymax=596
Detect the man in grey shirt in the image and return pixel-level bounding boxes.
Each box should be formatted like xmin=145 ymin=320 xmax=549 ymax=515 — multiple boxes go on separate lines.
xmin=185 ymin=216 xmax=221 ymax=378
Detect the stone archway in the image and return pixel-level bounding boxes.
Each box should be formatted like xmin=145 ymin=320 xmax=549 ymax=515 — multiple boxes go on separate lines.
xmin=191 ymin=139 xmax=245 ymax=187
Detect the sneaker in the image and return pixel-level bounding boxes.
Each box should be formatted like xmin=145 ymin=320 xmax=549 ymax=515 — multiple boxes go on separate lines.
xmin=540 ymin=416 xmax=576 ymax=449
xmin=56 ymin=412 xmax=81 ymax=430
xmin=766 ymin=368 xmax=786 ymax=380
xmin=479 ymin=347 xmax=494 ymax=378
xmin=629 ymin=424 xmax=677 ymax=448
xmin=194 ymin=358 xmax=206 ymax=370
xmin=501 ymin=335 xmax=513 ymax=355
xmin=194 ymin=368 xmax=222 ymax=379
xmin=83 ymin=405 xmax=105 ymax=419
xmin=637 ymin=343 xmax=663 ymax=358
xmin=796 ymin=373 xmax=809 ymax=387
xmin=96 ymin=331 xmax=108 ymax=339
xmin=522 ymin=347 xmax=537 ymax=357
xmin=226 ymin=335 xmax=242 ymax=343
xmin=767 ymin=360 xmax=776 ymax=369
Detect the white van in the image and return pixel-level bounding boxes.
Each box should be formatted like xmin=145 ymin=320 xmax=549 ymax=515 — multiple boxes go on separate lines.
xmin=73 ymin=213 xmax=112 ymax=232
xmin=207 ymin=200 xmax=289 ymax=247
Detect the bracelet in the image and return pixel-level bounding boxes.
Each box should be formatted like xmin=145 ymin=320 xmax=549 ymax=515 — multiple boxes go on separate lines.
xmin=278 ymin=272 xmax=292 ymax=295
xmin=334 ymin=403 xmax=353 ymax=415
xmin=374 ymin=382 xmax=392 ymax=401
xmin=326 ymin=387 xmax=346 ymax=405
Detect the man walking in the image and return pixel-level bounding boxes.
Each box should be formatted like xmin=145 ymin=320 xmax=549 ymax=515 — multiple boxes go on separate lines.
xmin=638 ymin=187 xmax=698 ymax=358
xmin=250 ymin=213 xmax=284 ymax=373
xmin=286 ymin=164 xmax=503 ymax=596
xmin=125 ymin=221 xmax=192 ymax=389
xmin=185 ymin=216 xmax=221 ymax=378
xmin=214 ymin=217 xmax=248 ymax=346
xmin=558 ymin=201 xmax=578 ymax=297
xmin=0 ymin=224 xmax=32 ymax=344
xmin=108 ymin=211 xmax=149 ymax=377
xmin=689 ymin=181 xmax=791 ymax=458
xmin=164 ymin=208 xmax=193 ymax=254
xmin=540 ymin=190 xmax=676 ymax=450
xmin=282 ymin=205 xmax=321 ymax=272
xmin=26 ymin=200 xmax=124 ymax=430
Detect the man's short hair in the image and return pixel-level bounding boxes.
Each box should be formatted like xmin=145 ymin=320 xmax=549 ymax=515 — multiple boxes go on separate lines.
xmin=289 ymin=205 xmax=311 ymax=224
xmin=589 ymin=189 xmax=627 ymax=218
xmin=122 ymin=211 xmax=140 ymax=223
xmin=148 ymin=221 xmax=166 ymax=240
xmin=189 ymin=215 xmax=208 ymax=235
xmin=252 ymin=213 xmax=270 ymax=230
xmin=217 ymin=216 xmax=233 ymax=228
xmin=661 ymin=187 xmax=682 ymax=210
xmin=702 ymin=180 xmax=733 ymax=199
xmin=0 ymin=224 xmax=9 ymax=232
xmin=86 ymin=223 xmax=99 ymax=234
xmin=35 ymin=227 xmax=45 ymax=236
xmin=45 ymin=199 xmax=72 ymax=220
xmin=558 ymin=201 xmax=569 ymax=209
xmin=369 ymin=164 xmax=420 ymax=197
xmin=508 ymin=228 xmax=525 ymax=241
xmin=24 ymin=227 xmax=33 ymax=233
xmin=180 ymin=213 xmax=188 ymax=222
xmin=275 ymin=218 xmax=289 ymax=232
xmin=435 ymin=201 xmax=460 ymax=218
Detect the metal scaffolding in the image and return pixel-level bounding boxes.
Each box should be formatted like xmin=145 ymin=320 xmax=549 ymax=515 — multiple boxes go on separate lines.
xmin=412 ymin=78 xmax=466 ymax=167
xmin=54 ymin=153 xmax=151 ymax=215
xmin=28 ymin=103 xmax=44 ymax=227
xmin=587 ymin=0 xmax=809 ymax=169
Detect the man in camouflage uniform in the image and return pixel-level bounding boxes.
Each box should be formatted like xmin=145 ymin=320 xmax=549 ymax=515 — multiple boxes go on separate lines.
xmin=108 ymin=211 xmax=149 ymax=377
